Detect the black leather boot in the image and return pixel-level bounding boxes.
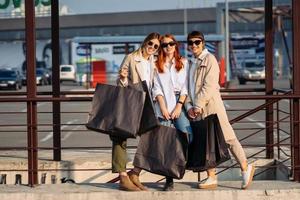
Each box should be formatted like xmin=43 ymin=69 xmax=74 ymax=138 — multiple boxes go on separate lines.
xmin=163 ymin=177 xmax=174 ymax=191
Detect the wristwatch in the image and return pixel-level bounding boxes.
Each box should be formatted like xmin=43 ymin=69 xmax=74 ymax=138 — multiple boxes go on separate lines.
xmin=178 ymin=100 xmax=184 ymax=105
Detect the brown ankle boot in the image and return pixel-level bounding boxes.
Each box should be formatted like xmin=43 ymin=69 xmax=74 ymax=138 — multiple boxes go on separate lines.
xmin=129 ymin=173 xmax=148 ymax=191
xmin=119 ymin=175 xmax=141 ymax=191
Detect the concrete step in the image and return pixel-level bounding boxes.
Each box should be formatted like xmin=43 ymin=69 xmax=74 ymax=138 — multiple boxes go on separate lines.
xmin=0 ymin=149 xmax=290 ymax=184
xmin=1 ymin=181 xmax=300 ymax=200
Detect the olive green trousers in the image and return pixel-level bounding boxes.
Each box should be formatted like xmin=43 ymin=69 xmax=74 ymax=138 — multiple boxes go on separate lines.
xmin=111 ymin=136 xmax=127 ymax=173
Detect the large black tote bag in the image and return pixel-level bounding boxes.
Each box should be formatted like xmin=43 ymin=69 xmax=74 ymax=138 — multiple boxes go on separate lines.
xmin=129 ymin=81 xmax=158 ymax=134
xmin=86 ymin=83 xmax=146 ymax=138
xmin=133 ymin=125 xmax=189 ymax=179
xmin=86 ymin=82 xmax=158 ymax=138
xmin=186 ymin=114 xmax=231 ymax=172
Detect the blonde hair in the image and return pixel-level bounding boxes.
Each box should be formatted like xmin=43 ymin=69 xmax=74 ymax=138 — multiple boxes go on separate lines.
xmin=132 ymin=32 xmax=161 ymax=56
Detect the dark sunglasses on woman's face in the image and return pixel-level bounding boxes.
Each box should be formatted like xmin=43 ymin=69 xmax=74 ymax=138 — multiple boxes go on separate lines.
xmin=147 ymin=41 xmax=159 ymax=49
xmin=161 ymin=42 xmax=176 ymax=48
xmin=188 ymin=40 xmax=202 ymax=46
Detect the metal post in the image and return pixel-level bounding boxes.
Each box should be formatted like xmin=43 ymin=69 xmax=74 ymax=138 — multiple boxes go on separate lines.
xmin=85 ymin=44 xmax=91 ymax=89
xmin=183 ymin=3 xmax=188 ymax=57
xmin=225 ymin=0 xmax=230 ymax=82
xmin=89 ymin=44 xmax=92 ymax=88
xmin=124 ymin=43 xmax=129 ymax=55
xmin=265 ymin=0 xmax=274 ymax=159
xmin=290 ymin=98 xmax=294 ymax=179
xmin=292 ymin=0 xmax=300 ymax=182
xmin=25 ymin=0 xmax=38 ymax=186
xmin=51 ymin=0 xmax=61 ymax=161
xmin=276 ymin=92 xmax=280 ymax=159
xmin=216 ymin=3 xmax=224 ymax=61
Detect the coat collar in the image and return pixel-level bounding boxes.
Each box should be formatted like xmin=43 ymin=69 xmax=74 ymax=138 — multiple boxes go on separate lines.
xmin=134 ymin=52 xmax=144 ymax=81
xmin=198 ymin=48 xmax=209 ymax=60
xmin=192 ymin=48 xmax=209 ymax=63
xmin=134 ymin=51 xmax=143 ymax=62
xmin=196 ymin=49 xmax=209 ymax=61
xmin=134 ymin=50 xmax=153 ymax=62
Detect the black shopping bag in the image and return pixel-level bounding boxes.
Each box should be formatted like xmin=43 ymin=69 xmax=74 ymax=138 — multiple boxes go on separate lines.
xmin=186 ymin=114 xmax=231 ymax=172
xmin=86 ymin=83 xmax=146 ymax=138
xmin=128 ymin=81 xmax=158 ymax=134
xmin=86 ymin=82 xmax=159 ymax=138
xmin=133 ymin=125 xmax=189 ymax=179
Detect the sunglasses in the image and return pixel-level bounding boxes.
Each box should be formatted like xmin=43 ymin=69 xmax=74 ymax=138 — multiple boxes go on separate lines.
xmin=188 ymin=40 xmax=203 ymax=46
xmin=147 ymin=41 xmax=159 ymax=49
xmin=161 ymin=42 xmax=176 ymax=48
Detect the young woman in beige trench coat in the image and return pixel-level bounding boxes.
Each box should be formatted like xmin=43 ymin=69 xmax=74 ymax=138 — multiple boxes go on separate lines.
xmin=114 ymin=32 xmax=161 ymax=191
xmin=185 ymin=31 xmax=255 ymax=190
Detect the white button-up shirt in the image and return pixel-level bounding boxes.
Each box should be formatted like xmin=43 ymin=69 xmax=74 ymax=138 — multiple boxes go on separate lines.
xmin=140 ymin=56 xmax=151 ymax=89
xmin=187 ymin=48 xmax=209 ymax=111
xmin=152 ymin=58 xmax=188 ymax=117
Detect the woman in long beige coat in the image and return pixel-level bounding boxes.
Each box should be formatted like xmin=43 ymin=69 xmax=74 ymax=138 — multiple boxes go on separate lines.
xmin=185 ymin=31 xmax=255 ymax=190
xmin=114 ymin=32 xmax=160 ymax=191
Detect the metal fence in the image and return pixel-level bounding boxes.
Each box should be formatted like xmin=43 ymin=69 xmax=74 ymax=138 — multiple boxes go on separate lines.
xmin=0 ymin=87 xmax=299 ymax=186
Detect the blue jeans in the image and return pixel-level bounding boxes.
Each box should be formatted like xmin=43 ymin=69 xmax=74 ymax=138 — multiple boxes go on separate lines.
xmin=158 ymin=95 xmax=193 ymax=143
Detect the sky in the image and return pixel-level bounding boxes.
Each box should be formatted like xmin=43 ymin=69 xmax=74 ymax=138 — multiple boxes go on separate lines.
xmin=0 ymin=0 xmax=261 ymax=16
xmin=59 ymin=0 xmax=256 ymax=14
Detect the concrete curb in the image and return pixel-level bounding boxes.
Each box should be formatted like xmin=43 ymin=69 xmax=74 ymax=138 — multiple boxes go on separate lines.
xmin=1 ymin=181 xmax=300 ymax=200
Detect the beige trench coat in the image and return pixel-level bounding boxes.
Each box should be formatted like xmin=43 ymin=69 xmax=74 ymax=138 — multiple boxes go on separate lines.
xmin=117 ymin=49 xmax=156 ymax=87
xmin=185 ymin=50 xmax=236 ymax=141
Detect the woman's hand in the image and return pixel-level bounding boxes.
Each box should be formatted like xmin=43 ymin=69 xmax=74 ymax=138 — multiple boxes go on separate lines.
xmin=188 ymin=108 xmax=196 ymax=119
xmin=171 ymin=104 xmax=182 ymax=119
xmin=193 ymin=107 xmax=203 ymax=117
xmin=156 ymin=95 xmax=170 ymax=120
xmin=119 ymin=67 xmax=128 ymax=82
xmin=161 ymin=106 xmax=171 ymax=120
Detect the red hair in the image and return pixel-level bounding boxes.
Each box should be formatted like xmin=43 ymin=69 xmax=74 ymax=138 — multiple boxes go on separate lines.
xmin=156 ymin=34 xmax=183 ymax=73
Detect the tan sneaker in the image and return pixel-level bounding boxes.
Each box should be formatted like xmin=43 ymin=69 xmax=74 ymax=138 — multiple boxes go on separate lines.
xmin=119 ymin=175 xmax=141 ymax=191
xmin=241 ymin=164 xmax=255 ymax=189
xmin=198 ymin=176 xmax=218 ymax=189
xmin=129 ymin=173 xmax=148 ymax=191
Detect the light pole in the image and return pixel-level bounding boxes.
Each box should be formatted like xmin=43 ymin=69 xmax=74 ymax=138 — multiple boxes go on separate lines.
xmin=225 ymin=0 xmax=231 ymax=82
xmin=183 ymin=0 xmax=188 ymax=57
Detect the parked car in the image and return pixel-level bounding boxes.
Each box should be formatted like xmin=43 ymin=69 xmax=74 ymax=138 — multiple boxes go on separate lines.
xmin=36 ymin=68 xmax=50 ymax=85
xmin=237 ymin=60 xmax=265 ymax=85
xmin=22 ymin=68 xmax=49 ymax=86
xmin=60 ymin=65 xmax=76 ymax=83
xmin=37 ymin=61 xmax=52 ymax=85
xmin=0 ymin=68 xmax=23 ymax=90
xmin=42 ymin=68 xmax=52 ymax=85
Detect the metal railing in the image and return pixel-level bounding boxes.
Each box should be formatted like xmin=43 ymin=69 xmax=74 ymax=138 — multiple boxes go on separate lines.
xmin=0 ymin=87 xmax=299 ymax=186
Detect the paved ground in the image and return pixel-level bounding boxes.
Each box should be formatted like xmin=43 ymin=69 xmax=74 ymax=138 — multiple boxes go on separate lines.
xmin=1 ymin=181 xmax=300 ymax=200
